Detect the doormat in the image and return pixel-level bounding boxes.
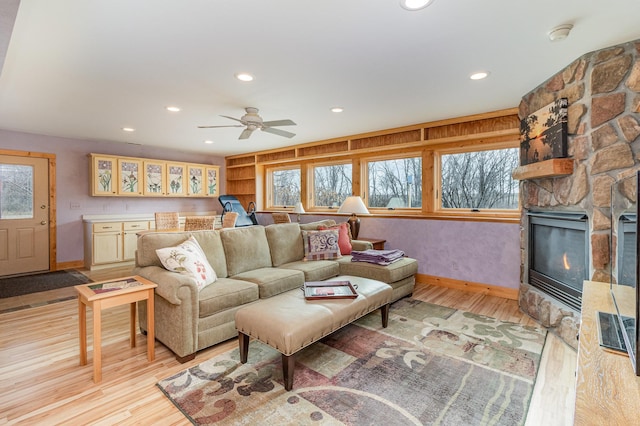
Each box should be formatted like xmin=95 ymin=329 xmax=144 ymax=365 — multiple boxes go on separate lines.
xmin=0 ymin=270 xmax=92 ymax=298
xmin=157 ymin=298 xmax=547 ymax=425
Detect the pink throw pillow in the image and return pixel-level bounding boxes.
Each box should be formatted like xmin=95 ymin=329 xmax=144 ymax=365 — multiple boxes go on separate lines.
xmin=319 ymin=222 xmax=352 ymax=255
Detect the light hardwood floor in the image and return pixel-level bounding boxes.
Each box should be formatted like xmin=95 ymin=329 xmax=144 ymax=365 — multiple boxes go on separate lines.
xmin=0 ymin=267 xmax=577 ymax=425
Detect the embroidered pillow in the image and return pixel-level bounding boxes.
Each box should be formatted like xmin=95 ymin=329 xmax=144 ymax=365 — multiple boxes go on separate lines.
xmin=302 ymin=229 xmax=342 ymax=260
xmin=156 ymin=236 xmax=217 ymax=290
xmin=318 ymin=222 xmax=352 ymax=255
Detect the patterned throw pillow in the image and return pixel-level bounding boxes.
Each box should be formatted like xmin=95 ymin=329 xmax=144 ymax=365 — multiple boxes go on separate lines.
xmin=302 ymin=229 xmax=342 ymax=261
xmin=318 ymin=222 xmax=352 ymax=255
xmin=156 ymin=236 xmax=217 ymax=290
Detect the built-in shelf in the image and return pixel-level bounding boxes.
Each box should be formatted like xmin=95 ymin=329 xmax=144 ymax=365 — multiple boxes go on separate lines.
xmin=512 ymin=158 xmax=574 ymax=180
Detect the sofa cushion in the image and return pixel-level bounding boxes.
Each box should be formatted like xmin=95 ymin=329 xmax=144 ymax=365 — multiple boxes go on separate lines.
xmin=278 ymin=260 xmax=339 ymax=282
xmin=198 ymin=277 xmax=259 ymax=318
xmin=155 ymin=236 xmax=217 ymax=290
xmin=191 ymin=230 xmax=228 ymax=278
xmin=336 ymin=256 xmax=418 ymax=283
xmin=299 ymin=219 xmax=336 ymax=230
xmin=319 ymin=222 xmax=352 ymax=255
xmin=221 ymin=226 xmax=273 ymax=276
xmin=302 ymin=229 xmax=342 ymax=261
xmin=265 ymin=223 xmax=304 ymax=266
xmin=232 ymin=267 xmax=304 ymax=298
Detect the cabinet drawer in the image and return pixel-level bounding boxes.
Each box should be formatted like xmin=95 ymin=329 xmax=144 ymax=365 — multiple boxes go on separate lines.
xmin=93 ymin=222 xmax=122 ymax=233
xmin=123 ymin=221 xmax=149 ymax=231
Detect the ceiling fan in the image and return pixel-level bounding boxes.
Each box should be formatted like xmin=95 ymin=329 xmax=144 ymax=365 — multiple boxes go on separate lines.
xmin=198 ymin=107 xmax=296 ymax=140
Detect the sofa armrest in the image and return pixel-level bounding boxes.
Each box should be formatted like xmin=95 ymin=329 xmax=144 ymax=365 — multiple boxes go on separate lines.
xmin=351 ymin=239 xmax=373 ymax=251
xmin=132 ymin=265 xmax=198 ymax=306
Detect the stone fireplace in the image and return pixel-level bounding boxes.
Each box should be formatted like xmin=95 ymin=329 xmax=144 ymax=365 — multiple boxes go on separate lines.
xmin=517 ymin=39 xmax=640 ymax=349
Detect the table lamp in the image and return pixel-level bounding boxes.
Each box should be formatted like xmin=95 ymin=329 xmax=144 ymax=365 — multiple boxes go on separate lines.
xmin=293 ymin=202 xmax=305 ymax=222
xmin=338 ymin=196 xmax=369 ymax=239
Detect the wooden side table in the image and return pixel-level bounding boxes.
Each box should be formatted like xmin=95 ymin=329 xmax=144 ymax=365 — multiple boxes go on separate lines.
xmin=75 ymin=275 xmax=157 ymax=383
xmin=357 ymin=237 xmax=386 ymax=250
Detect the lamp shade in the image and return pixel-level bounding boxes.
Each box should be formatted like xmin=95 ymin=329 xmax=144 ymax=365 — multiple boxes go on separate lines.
xmin=293 ymin=202 xmax=305 ymax=214
xmin=338 ymin=196 xmax=369 ymax=215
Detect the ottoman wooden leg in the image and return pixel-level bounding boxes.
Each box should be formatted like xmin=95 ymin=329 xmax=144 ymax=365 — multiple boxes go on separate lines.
xmin=238 ymin=332 xmax=250 ymax=363
xmin=282 ymin=354 xmax=295 ymax=391
xmin=381 ymin=304 xmax=390 ymax=328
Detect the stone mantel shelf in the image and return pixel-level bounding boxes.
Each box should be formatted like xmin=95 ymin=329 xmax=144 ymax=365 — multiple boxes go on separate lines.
xmin=512 ymin=158 xmax=574 ymax=180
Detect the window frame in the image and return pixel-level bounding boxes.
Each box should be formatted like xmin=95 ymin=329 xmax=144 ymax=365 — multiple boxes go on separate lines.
xmin=361 ymin=151 xmax=424 ymax=214
xmin=433 ymin=140 xmax=520 ymax=217
xmin=308 ymin=160 xmax=353 ymax=211
xmin=265 ymin=164 xmax=301 ymax=209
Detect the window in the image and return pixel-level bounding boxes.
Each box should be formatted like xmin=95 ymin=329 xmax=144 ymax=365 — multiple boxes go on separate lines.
xmin=438 ymin=147 xmax=519 ymax=210
xmin=311 ymin=163 xmax=352 ymax=208
xmin=0 ymin=163 xmax=34 ymax=219
xmin=366 ymin=156 xmax=422 ymax=209
xmin=268 ymin=166 xmax=300 ymax=207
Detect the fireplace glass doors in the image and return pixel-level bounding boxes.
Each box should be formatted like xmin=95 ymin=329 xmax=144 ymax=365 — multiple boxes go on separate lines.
xmin=528 ymin=212 xmax=589 ymax=311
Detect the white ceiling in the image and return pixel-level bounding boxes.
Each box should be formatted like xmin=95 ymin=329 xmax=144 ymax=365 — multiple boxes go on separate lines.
xmin=1 ymin=0 xmax=640 ymax=156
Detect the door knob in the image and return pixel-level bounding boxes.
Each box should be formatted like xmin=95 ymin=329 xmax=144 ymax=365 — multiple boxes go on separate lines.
xmin=41 ymin=221 xmax=47 ymax=225
xmin=41 ymin=205 xmax=47 ymax=209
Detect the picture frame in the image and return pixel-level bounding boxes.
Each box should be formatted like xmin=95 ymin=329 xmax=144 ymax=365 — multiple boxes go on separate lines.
xmin=520 ymin=98 xmax=568 ymax=166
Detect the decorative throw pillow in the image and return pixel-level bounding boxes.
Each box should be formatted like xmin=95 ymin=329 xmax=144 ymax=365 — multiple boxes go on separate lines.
xmin=156 ymin=236 xmax=217 ymax=290
xmin=318 ymin=222 xmax=352 ymax=255
xmin=302 ymin=229 xmax=342 ymax=261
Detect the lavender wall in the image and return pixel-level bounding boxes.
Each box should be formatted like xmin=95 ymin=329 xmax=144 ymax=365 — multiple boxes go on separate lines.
xmin=1 ymin=129 xmax=225 ymax=263
xmin=259 ymin=213 xmax=521 ymax=290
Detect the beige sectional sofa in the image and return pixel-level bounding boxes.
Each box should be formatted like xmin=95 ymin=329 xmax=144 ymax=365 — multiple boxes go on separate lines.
xmin=132 ymin=219 xmax=418 ymax=362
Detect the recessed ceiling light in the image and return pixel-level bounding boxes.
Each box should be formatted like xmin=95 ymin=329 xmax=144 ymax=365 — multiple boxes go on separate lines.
xmin=204 ymin=140 xmax=214 ymax=144
xmin=235 ymin=72 xmax=254 ymax=82
xmin=331 ymin=107 xmax=344 ymax=113
xmin=122 ymin=127 xmax=135 ymax=132
xmin=470 ymin=72 xmax=489 ymax=80
xmin=166 ymin=106 xmax=181 ymax=112
xmin=400 ymin=0 xmax=435 ymax=11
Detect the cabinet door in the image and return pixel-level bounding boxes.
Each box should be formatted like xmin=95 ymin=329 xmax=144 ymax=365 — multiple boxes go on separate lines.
xmin=143 ymin=160 xmax=167 ymax=195
xmin=123 ymin=220 xmax=147 ymax=261
xmin=205 ymin=166 xmax=220 ymax=197
xmin=90 ymin=155 xmax=118 ymax=196
xmin=93 ymin=232 xmax=122 ymax=264
xmin=187 ymin=164 xmax=206 ymax=196
xmin=118 ymin=158 xmax=143 ymax=195
xmin=166 ymin=162 xmax=187 ymax=196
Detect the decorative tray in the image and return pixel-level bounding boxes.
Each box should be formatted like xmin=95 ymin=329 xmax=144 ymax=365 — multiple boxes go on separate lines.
xmin=303 ymin=280 xmax=358 ymax=300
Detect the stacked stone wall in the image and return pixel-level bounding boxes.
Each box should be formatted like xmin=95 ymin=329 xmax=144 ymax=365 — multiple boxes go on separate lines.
xmin=518 ymin=39 xmax=640 ymax=349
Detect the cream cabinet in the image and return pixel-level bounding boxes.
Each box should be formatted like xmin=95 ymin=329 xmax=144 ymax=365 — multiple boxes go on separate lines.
xmin=117 ymin=158 xmax=143 ymax=196
xmin=90 ymin=153 xmax=220 ymax=198
xmin=84 ymin=220 xmax=149 ymax=269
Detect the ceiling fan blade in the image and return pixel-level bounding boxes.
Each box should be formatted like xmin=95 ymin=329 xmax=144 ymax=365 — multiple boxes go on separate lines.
xmin=262 ymin=126 xmax=296 ymax=138
xmin=198 ymin=125 xmax=244 ymax=128
xmin=262 ymin=119 xmax=296 ymax=127
xmin=239 ymin=128 xmax=255 ymax=139
xmin=220 ymin=115 xmax=245 ymax=124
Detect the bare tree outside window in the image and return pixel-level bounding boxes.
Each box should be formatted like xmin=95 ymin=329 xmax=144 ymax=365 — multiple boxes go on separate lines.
xmin=271 ymin=168 xmax=300 ymax=207
xmin=0 ymin=164 xmax=34 ymax=219
xmin=440 ymin=148 xmax=519 ymax=209
xmin=313 ymin=164 xmax=352 ymax=208
xmin=368 ymin=157 xmax=422 ymax=208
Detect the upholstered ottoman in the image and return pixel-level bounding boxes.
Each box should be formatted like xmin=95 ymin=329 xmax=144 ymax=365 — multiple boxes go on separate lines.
xmin=234 ymin=275 xmax=393 ymax=390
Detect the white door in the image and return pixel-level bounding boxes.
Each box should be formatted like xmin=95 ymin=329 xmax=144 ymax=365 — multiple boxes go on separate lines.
xmin=0 ymin=155 xmax=50 ymax=276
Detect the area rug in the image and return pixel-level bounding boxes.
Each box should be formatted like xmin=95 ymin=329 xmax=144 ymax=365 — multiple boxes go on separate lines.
xmin=157 ymin=298 xmax=547 ymax=425
xmin=0 ymin=270 xmax=92 ymax=298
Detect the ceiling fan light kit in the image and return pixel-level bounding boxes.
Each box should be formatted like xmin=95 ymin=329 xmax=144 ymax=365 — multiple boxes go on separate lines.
xmin=198 ymin=107 xmax=296 ymax=140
